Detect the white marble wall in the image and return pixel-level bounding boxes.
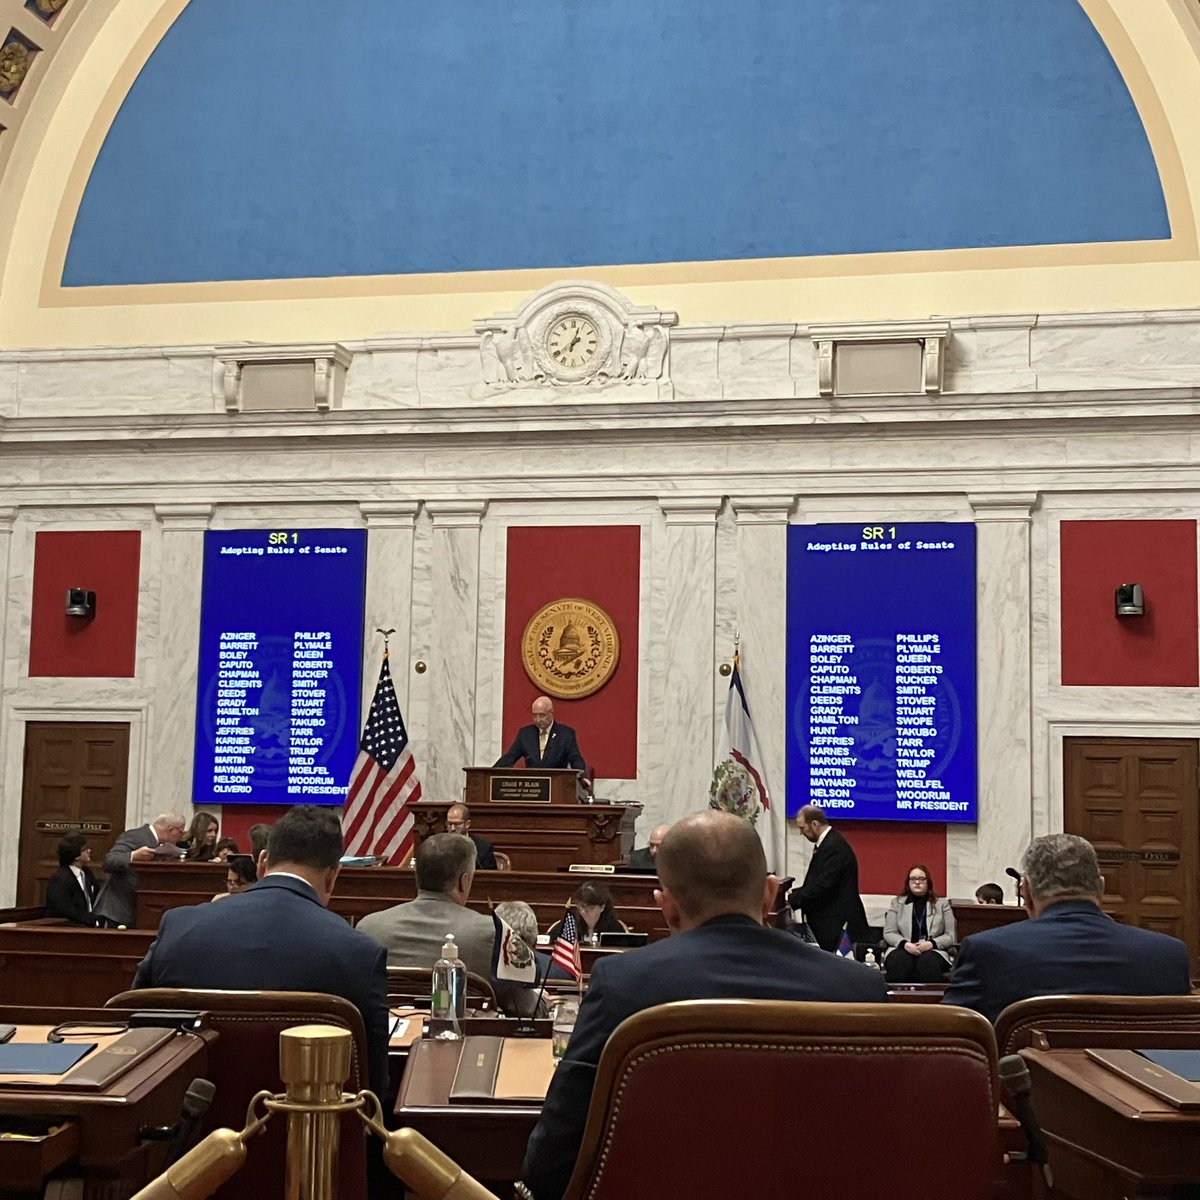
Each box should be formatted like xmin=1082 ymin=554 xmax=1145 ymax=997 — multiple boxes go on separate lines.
xmin=3 ymin=300 xmax=1200 ymax=904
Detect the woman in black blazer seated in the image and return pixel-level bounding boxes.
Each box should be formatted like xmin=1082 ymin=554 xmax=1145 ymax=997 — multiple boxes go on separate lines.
xmin=548 ymin=881 xmax=628 ymax=946
xmin=45 ymin=833 xmax=99 ymax=926
xmin=882 ymin=863 xmax=956 ymax=983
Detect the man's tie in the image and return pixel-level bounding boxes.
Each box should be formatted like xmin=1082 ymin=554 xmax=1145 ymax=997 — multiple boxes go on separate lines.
xmin=76 ymin=870 xmax=92 ymax=911
xmin=538 ymin=730 xmax=548 ymax=759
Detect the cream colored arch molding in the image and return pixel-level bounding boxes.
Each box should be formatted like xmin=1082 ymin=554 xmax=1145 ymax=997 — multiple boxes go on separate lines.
xmin=3 ymin=0 xmax=1200 ymax=349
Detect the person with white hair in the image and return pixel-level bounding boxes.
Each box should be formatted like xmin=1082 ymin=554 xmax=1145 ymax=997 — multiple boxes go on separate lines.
xmin=93 ymin=811 xmax=185 ymax=927
xmin=942 ymin=833 xmax=1191 ymax=1023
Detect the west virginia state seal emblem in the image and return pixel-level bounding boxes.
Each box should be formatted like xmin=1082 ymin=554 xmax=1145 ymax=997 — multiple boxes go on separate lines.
xmin=521 ymin=598 xmax=620 ymax=699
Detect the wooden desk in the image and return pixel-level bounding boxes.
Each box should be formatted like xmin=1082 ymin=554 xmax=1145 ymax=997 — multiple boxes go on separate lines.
xmin=950 ymin=900 xmax=1027 ymax=942
xmin=0 ymin=927 xmax=153 ymax=1008
xmin=395 ymin=1038 xmax=543 ymax=1191
xmin=413 ymin=799 xmax=640 ymax=872
xmin=0 ymin=1006 xmax=215 ymax=1199
xmin=1022 ymin=1046 xmax=1200 ymax=1198
xmin=135 ymin=862 xmax=669 ymax=938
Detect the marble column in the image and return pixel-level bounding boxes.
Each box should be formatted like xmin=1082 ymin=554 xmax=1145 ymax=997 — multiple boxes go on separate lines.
xmin=359 ymin=503 xmax=419 ymax=719
xmin=730 ymin=496 xmax=794 ymax=873
xmin=422 ymin=501 xmax=487 ymax=803
xmin=651 ymin=497 xmax=721 ymax=825
xmin=148 ymin=504 xmax=213 ymax=819
xmin=951 ymin=493 xmax=1039 ymax=895
xmin=0 ymin=508 xmax=18 ymax=902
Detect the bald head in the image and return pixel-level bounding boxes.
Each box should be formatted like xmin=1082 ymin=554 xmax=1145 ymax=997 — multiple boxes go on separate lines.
xmin=655 ymin=812 xmax=775 ymax=929
xmin=531 ymin=696 xmax=555 ymax=732
xmin=647 ymin=823 xmax=670 ymax=857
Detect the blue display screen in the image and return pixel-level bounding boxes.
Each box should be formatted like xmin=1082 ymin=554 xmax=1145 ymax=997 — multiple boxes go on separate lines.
xmin=786 ymin=523 xmax=977 ymax=824
xmin=193 ymin=530 xmax=366 ymax=807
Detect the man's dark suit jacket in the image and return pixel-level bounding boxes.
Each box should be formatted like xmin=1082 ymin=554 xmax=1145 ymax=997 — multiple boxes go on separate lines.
xmin=522 ymin=913 xmax=888 ymax=1200
xmin=941 ymin=899 xmax=1192 ymax=1024
xmin=132 ymin=874 xmax=389 ymax=1096
xmin=494 ymin=723 xmax=586 ymax=771
xmin=471 ymin=833 xmax=498 ymax=871
xmin=45 ymin=865 xmax=98 ymax=926
xmin=788 ymin=826 xmax=868 ymax=951
xmin=624 ymin=846 xmax=656 ymax=870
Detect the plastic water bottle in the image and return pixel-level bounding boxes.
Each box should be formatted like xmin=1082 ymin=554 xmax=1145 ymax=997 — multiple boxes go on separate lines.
xmin=864 ymin=948 xmax=877 ymax=970
xmin=430 ymin=934 xmax=466 ymax=1040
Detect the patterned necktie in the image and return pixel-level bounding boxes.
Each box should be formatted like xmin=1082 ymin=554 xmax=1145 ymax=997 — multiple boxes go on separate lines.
xmin=538 ymin=730 xmax=548 ymax=758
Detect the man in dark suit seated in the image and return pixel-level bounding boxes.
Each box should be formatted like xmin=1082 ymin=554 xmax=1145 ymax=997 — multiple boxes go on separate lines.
xmin=44 ymin=833 xmax=99 ymax=925
xmin=625 ymin=822 xmax=669 ymax=870
xmin=522 ymin=810 xmax=888 ymax=1200
xmin=787 ymin=804 xmax=869 ymax=951
xmin=494 ymin=695 xmax=586 ymax=772
xmin=445 ymin=802 xmax=497 ymax=870
xmin=132 ymin=805 xmax=389 ymax=1097
xmin=942 ymin=833 xmax=1192 ymax=1024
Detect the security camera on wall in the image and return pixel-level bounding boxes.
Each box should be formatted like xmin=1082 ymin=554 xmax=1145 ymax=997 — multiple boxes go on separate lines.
xmin=1114 ymin=583 xmax=1144 ymax=618
xmin=64 ymin=588 xmax=96 ymax=619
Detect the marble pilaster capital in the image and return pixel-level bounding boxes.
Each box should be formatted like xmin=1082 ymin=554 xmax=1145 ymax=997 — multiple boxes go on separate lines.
xmin=424 ymin=500 xmax=487 ymax=529
xmin=967 ymin=492 xmax=1040 ymax=522
xmin=730 ymin=495 xmax=795 ymax=525
xmin=0 ymin=507 xmax=17 ymax=534
xmin=658 ymin=496 xmax=721 ymax=526
xmin=154 ymin=503 xmax=213 ymax=532
xmin=359 ymin=501 xmax=420 ymax=529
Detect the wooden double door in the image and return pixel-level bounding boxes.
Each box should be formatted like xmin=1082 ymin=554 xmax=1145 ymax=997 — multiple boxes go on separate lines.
xmin=15 ymin=721 xmax=130 ymax=907
xmin=1064 ymin=737 xmax=1198 ymax=962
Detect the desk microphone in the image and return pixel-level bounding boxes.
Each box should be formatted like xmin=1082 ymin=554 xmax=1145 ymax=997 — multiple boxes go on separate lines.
xmin=150 ymin=1078 xmax=215 ymax=1168
xmin=998 ymin=1054 xmax=1053 ymax=1190
xmin=1004 ymin=866 xmax=1023 ymax=902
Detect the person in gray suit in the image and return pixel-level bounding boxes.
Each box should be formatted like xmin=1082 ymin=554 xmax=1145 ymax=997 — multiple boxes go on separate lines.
xmin=93 ymin=812 xmax=185 ymax=928
xmin=356 ymin=833 xmax=533 ymax=1015
xmin=882 ymin=864 xmax=956 ymax=982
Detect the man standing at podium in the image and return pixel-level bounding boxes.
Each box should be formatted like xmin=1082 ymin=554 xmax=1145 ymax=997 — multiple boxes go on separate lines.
xmin=495 ymin=695 xmax=587 ymax=772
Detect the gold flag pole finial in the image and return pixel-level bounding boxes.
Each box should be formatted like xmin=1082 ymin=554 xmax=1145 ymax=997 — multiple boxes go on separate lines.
xmin=376 ymin=628 xmax=395 ymax=658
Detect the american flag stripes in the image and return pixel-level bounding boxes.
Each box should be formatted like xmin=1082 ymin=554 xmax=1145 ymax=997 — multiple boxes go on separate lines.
xmin=550 ymin=909 xmax=583 ymax=981
xmin=341 ymin=649 xmax=421 ymax=865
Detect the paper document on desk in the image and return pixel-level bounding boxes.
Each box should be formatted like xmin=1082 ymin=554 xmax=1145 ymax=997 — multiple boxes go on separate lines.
xmin=1087 ymin=1048 xmax=1200 ymax=1110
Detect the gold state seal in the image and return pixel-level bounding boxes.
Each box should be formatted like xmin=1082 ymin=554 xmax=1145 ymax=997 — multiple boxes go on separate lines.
xmin=521 ymin=598 xmax=620 ymax=699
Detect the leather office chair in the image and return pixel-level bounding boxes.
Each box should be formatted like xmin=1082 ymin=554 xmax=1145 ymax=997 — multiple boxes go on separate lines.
xmin=994 ymin=993 xmax=1200 ymax=1056
xmin=107 ymin=988 xmax=370 ymax=1200
xmin=555 ymin=1000 xmax=1001 ymax=1200
xmin=384 ymin=965 xmax=498 ymax=1010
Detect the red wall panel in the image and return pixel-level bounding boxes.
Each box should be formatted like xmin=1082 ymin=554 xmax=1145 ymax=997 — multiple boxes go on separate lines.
xmin=215 ymin=806 xmax=279 ymax=853
xmin=503 ymin=526 xmax=640 ymax=779
xmin=29 ymin=531 xmax=142 ymax=678
xmin=1060 ymin=520 xmax=1198 ymax=687
xmin=847 ymin=821 xmax=947 ymax=896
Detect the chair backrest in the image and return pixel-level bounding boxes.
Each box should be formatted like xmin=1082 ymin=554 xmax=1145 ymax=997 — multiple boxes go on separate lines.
xmin=494 ymin=851 xmax=512 ymax=871
xmin=106 ymin=988 xmax=369 ymax=1200
xmin=563 ymin=1000 xmax=1000 ymax=1200
xmin=384 ymin=966 xmax=497 ymax=1010
xmin=994 ymin=993 xmax=1200 ymax=1056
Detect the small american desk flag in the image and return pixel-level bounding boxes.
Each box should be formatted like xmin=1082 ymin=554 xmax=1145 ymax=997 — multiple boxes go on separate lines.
xmin=342 ymin=649 xmax=421 ymax=865
xmin=550 ymin=910 xmax=583 ymax=981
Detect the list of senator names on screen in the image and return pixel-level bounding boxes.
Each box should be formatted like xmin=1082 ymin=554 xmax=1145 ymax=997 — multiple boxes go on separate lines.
xmin=807 ymin=632 xmax=965 ymax=814
xmin=211 ymin=630 xmax=343 ymax=797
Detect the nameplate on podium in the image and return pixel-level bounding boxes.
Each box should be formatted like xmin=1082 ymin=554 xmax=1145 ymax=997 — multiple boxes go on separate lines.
xmin=490 ymin=775 xmax=552 ymax=803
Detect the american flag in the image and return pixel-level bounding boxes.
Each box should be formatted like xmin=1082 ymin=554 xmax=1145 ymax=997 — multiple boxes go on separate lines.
xmin=550 ymin=909 xmax=582 ymax=980
xmin=342 ymin=650 xmax=421 ymax=865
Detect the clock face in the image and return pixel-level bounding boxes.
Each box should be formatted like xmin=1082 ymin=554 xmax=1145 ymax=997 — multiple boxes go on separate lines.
xmin=546 ymin=314 xmax=599 ymax=371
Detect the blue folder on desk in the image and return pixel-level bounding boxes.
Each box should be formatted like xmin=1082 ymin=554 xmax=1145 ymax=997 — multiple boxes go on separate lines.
xmin=1139 ymin=1049 xmax=1200 ymax=1082
xmin=0 ymin=1042 xmax=96 ymax=1075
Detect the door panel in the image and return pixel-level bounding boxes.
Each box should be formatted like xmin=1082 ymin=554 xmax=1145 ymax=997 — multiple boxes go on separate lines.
xmin=16 ymin=722 xmax=130 ymax=907
xmin=1064 ymin=737 xmax=1198 ymax=962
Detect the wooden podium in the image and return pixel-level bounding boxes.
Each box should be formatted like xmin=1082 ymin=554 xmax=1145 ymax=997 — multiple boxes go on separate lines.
xmin=464 ymin=766 xmax=585 ymax=806
xmin=411 ymin=768 xmax=642 ymax=872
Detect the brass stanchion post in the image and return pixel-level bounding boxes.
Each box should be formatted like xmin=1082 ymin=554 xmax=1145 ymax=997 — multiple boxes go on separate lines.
xmin=278 ymin=1024 xmax=352 ymax=1200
